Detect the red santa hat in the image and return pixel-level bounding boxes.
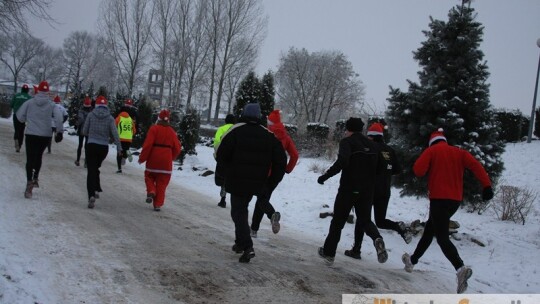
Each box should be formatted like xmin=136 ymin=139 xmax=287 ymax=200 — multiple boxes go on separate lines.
xmin=38 ymin=81 xmax=49 ymax=92
xmin=53 ymin=95 xmax=61 ymax=103
xmin=159 ymin=109 xmax=170 ymax=121
xmin=267 ymin=110 xmax=281 ymax=125
xmin=124 ymin=99 xmax=134 ymax=106
xmin=429 ymin=128 xmax=447 ymax=146
xmin=367 ymin=122 xmax=385 ymax=136
xmin=83 ymin=96 xmax=92 ymax=107
xmin=22 ymin=84 xmax=29 ymax=89
xmin=95 ymin=95 xmax=108 ymax=107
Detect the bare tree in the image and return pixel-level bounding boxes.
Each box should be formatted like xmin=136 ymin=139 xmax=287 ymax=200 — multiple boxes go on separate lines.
xmin=0 ymin=30 xmax=44 ymax=92
xmin=167 ymin=0 xmax=191 ymax=108
xmin=25 ymin=45 xmax=64 ymax=87
xmin=98 ymin=0 xmax=154 ymax=96
xmin=275 ymin=47 xmax=365 ymax=130
xmin=151 ymin=0 xmax=177 ymax=106
xmin=0 ymin=0 xmax=54 ymax=34
xmin=183 ymin=0 xmax=211 ymax=107
xmin=210 ymin=0 xmax=267 ymax=123
xmin=62 ymin=31 xmax=96 ymax=96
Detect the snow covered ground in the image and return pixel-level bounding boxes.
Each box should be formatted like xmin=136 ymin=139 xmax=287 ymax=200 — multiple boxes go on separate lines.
xmin=1 ymin=117 xmax=539 ymax=303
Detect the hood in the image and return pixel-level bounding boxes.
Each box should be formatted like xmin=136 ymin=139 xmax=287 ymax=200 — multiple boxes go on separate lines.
xmin=268 ymin=122 xmax=287 ymax=140
xmin=118 ymin=111 xmax=131 ymax=118
xmin=92 ymin=106 xmax=112 ymax=119
xmin=33 ymin=92 xmax=53 ymax=107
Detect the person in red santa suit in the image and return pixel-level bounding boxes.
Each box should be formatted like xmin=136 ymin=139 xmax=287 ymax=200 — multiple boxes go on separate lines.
xmin=402 ymin=128 xmax=494 ymax=294
xmin=138 ymin=109 xmax=181 ymax=212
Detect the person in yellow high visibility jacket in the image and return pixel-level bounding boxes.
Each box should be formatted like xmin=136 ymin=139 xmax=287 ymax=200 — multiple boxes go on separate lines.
xmin=214 ymin=114 xmax=236 ymax=208
xmin=115 ymin=111 xmax=136 ymax=173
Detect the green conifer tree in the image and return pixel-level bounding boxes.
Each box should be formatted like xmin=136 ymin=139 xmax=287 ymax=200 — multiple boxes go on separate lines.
xmin=386 ymin=4 xmax=505 ymax=208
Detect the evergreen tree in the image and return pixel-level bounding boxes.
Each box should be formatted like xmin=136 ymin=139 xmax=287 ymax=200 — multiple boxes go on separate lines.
xmin=234 ymin=71 xmax=261 ymax=117
xmin=132 ymin=97 xmax=154 ymax=149
xmin=178 ymin=105 xmax=200 ymax=165
xmin=67 ymin=92 xmax=82 ymax=129
xmin=259 ymin=71 xmax=276 ymax=117
xmin=386 ymin=4 xmax=505 ymax=208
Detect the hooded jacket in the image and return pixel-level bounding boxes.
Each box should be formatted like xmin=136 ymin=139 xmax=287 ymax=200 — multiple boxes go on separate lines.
xmin=138 ymin=120 xmax=181 ymax=174
xmin=216 ymin=120 xmax=287 ymax=196
xmin=82 ymin=106 xmax=121 ymax=151
xmin=16 ymin=92 xmax=64 ymax=137
xmin=268 ymin=122 xmax=298 ymax=174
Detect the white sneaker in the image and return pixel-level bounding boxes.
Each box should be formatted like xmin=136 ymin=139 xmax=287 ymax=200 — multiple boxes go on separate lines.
xmin=402 ymin=253 xmax=414 ymax=273
xmin=271 ymin=212 xmax=281 ymax=234
xmin=456 ymin=266 xmax=473 ymax=294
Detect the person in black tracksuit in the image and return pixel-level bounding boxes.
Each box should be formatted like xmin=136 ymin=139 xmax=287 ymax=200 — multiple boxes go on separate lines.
xmin=317 ymin=117 xmax=388 ymax=265
xmin=216 ymin=103 xmax=287 ymax=263
xmin=344 ymin=122 xmax=411 ymax=260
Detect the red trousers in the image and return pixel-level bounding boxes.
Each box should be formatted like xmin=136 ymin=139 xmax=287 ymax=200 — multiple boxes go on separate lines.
xmin=144 ymin=171 xmax=172 ymax=208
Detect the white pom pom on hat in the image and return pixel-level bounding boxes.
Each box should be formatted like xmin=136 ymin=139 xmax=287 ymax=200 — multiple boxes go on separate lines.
xmin=429 ymin=128 xmax=447 ymax=146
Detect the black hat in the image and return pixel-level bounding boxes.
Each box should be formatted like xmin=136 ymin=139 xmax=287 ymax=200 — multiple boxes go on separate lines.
xmin=345 ymin=117 xmax=364 ymax=132
xmin=225 ymin=114 xmax=236 ymax=124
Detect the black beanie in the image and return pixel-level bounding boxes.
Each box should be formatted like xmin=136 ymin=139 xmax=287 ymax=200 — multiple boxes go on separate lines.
xmin=345 ymin=117 xmax=364 ymax=132
xmin=225 ymin=114 xmax=236 ymax=124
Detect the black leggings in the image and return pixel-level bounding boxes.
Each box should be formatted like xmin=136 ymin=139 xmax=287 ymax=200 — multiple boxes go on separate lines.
xmin=76 ymin=132 xmax=88 ymax=162
xmin=116 ymin=141 xmax=131 ymax=170
xmin=24 ymin=135 xmax=50 ymax=181
xmin=353 ymin=193 xmax=403 ymax=248
xmin=86 ymin=143 xmax=108 ymax=199
xmin=411 ymin=199 xmax=464 ymax=270
xmin=250 ymin=183 xmax=276 ymax=232
xmin=323 ymin=191 xmax=381 ymax=257
xmin=13 ymin=115 xmax=25 ymax=147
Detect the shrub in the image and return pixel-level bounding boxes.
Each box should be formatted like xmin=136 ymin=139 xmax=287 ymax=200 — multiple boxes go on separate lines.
xmin=491 ymin=185 xmax=536 ymax=225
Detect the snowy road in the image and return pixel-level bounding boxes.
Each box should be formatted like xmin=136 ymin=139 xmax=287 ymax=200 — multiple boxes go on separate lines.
xmin=0 ymin=119 xmax=448 ymax=303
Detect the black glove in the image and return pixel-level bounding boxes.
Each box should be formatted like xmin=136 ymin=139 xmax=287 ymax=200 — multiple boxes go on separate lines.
xmin=54 ymin=132 xmax=63 ymax=143
xmin=317 ymin=175 xmax=328 ymax=185
xmin=482 ymin=186 xmax=494 ymax=201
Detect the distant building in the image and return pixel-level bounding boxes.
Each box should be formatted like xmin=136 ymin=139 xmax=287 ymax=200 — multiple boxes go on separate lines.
xmin=147 ymin=69 xmax=164 ymax=106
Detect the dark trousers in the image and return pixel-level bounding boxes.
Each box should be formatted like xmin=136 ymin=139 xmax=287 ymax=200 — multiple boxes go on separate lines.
xmin=323 ymin=191 xmax=381 ymax=257
xmin=76 ymin=132 xmax=88 ymax=162
xmin=250 ymin=183 xmax=276 ymax=232
xmin=86 ymin=143 xmax=108 ymax=199
xmin=354 ymin=193 xmax=402 ymax=249
xmin=230 ymin=194 xmax=254 ymax=251
xmin=24 ymin=135 xmax=50 ymax=181
xmin=410 ymin=199 xmax=464 ymax=270
xmin=116 ymin=141 xmax=131 ymax=170
xmin=13 ymin=115 xmax=25 ymax=147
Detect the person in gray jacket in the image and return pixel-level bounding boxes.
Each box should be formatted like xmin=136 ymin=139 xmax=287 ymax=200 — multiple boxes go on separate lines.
xmin=16 ymin=81 xmax=64 ymax=199
xmin=82 ymin=95 xmax=121 ymax=209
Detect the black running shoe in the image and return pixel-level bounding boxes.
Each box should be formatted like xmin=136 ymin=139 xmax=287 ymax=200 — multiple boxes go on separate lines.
xmin=239 ymin=247 xmax=255 ymax=263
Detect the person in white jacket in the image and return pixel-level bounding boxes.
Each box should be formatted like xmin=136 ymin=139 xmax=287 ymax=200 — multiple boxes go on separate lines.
xmin=47 ymin=95 xmax=68 ymax=153
xmin=16 ymin=81 xmax=64 ymax=199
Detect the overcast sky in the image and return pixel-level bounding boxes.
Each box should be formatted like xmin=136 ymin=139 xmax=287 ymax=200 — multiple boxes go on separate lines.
xmin=29 ymin=0 xmax=540 ymax=114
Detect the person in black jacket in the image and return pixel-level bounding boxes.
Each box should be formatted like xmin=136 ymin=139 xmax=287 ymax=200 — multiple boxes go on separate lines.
xmin=344 ymin=122 xmax=411 ymax=260
xmin=317 ymin=117 xmax=388 ymax=265
xmin=216 ymin=102 xmax=287 ymax=263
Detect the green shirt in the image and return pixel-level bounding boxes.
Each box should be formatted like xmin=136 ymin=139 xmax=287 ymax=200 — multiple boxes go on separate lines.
xmin=11 ymin=92 xmax=32 ymax=113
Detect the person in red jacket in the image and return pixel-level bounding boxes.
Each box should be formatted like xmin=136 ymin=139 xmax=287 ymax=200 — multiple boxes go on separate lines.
xmin=402 ymin=128 xmax=494 ymax=294
xmin=138 ymin=109 xmax=181 ymax=211
xmin=250 ymin=109 xmax=299 ymax=237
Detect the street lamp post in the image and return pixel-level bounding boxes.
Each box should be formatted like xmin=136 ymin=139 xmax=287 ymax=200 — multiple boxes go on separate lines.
xmin=38 ymin=68 xmax=45 ymax=81
xmin=527 ymin=38 xmax=540 ymax=143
